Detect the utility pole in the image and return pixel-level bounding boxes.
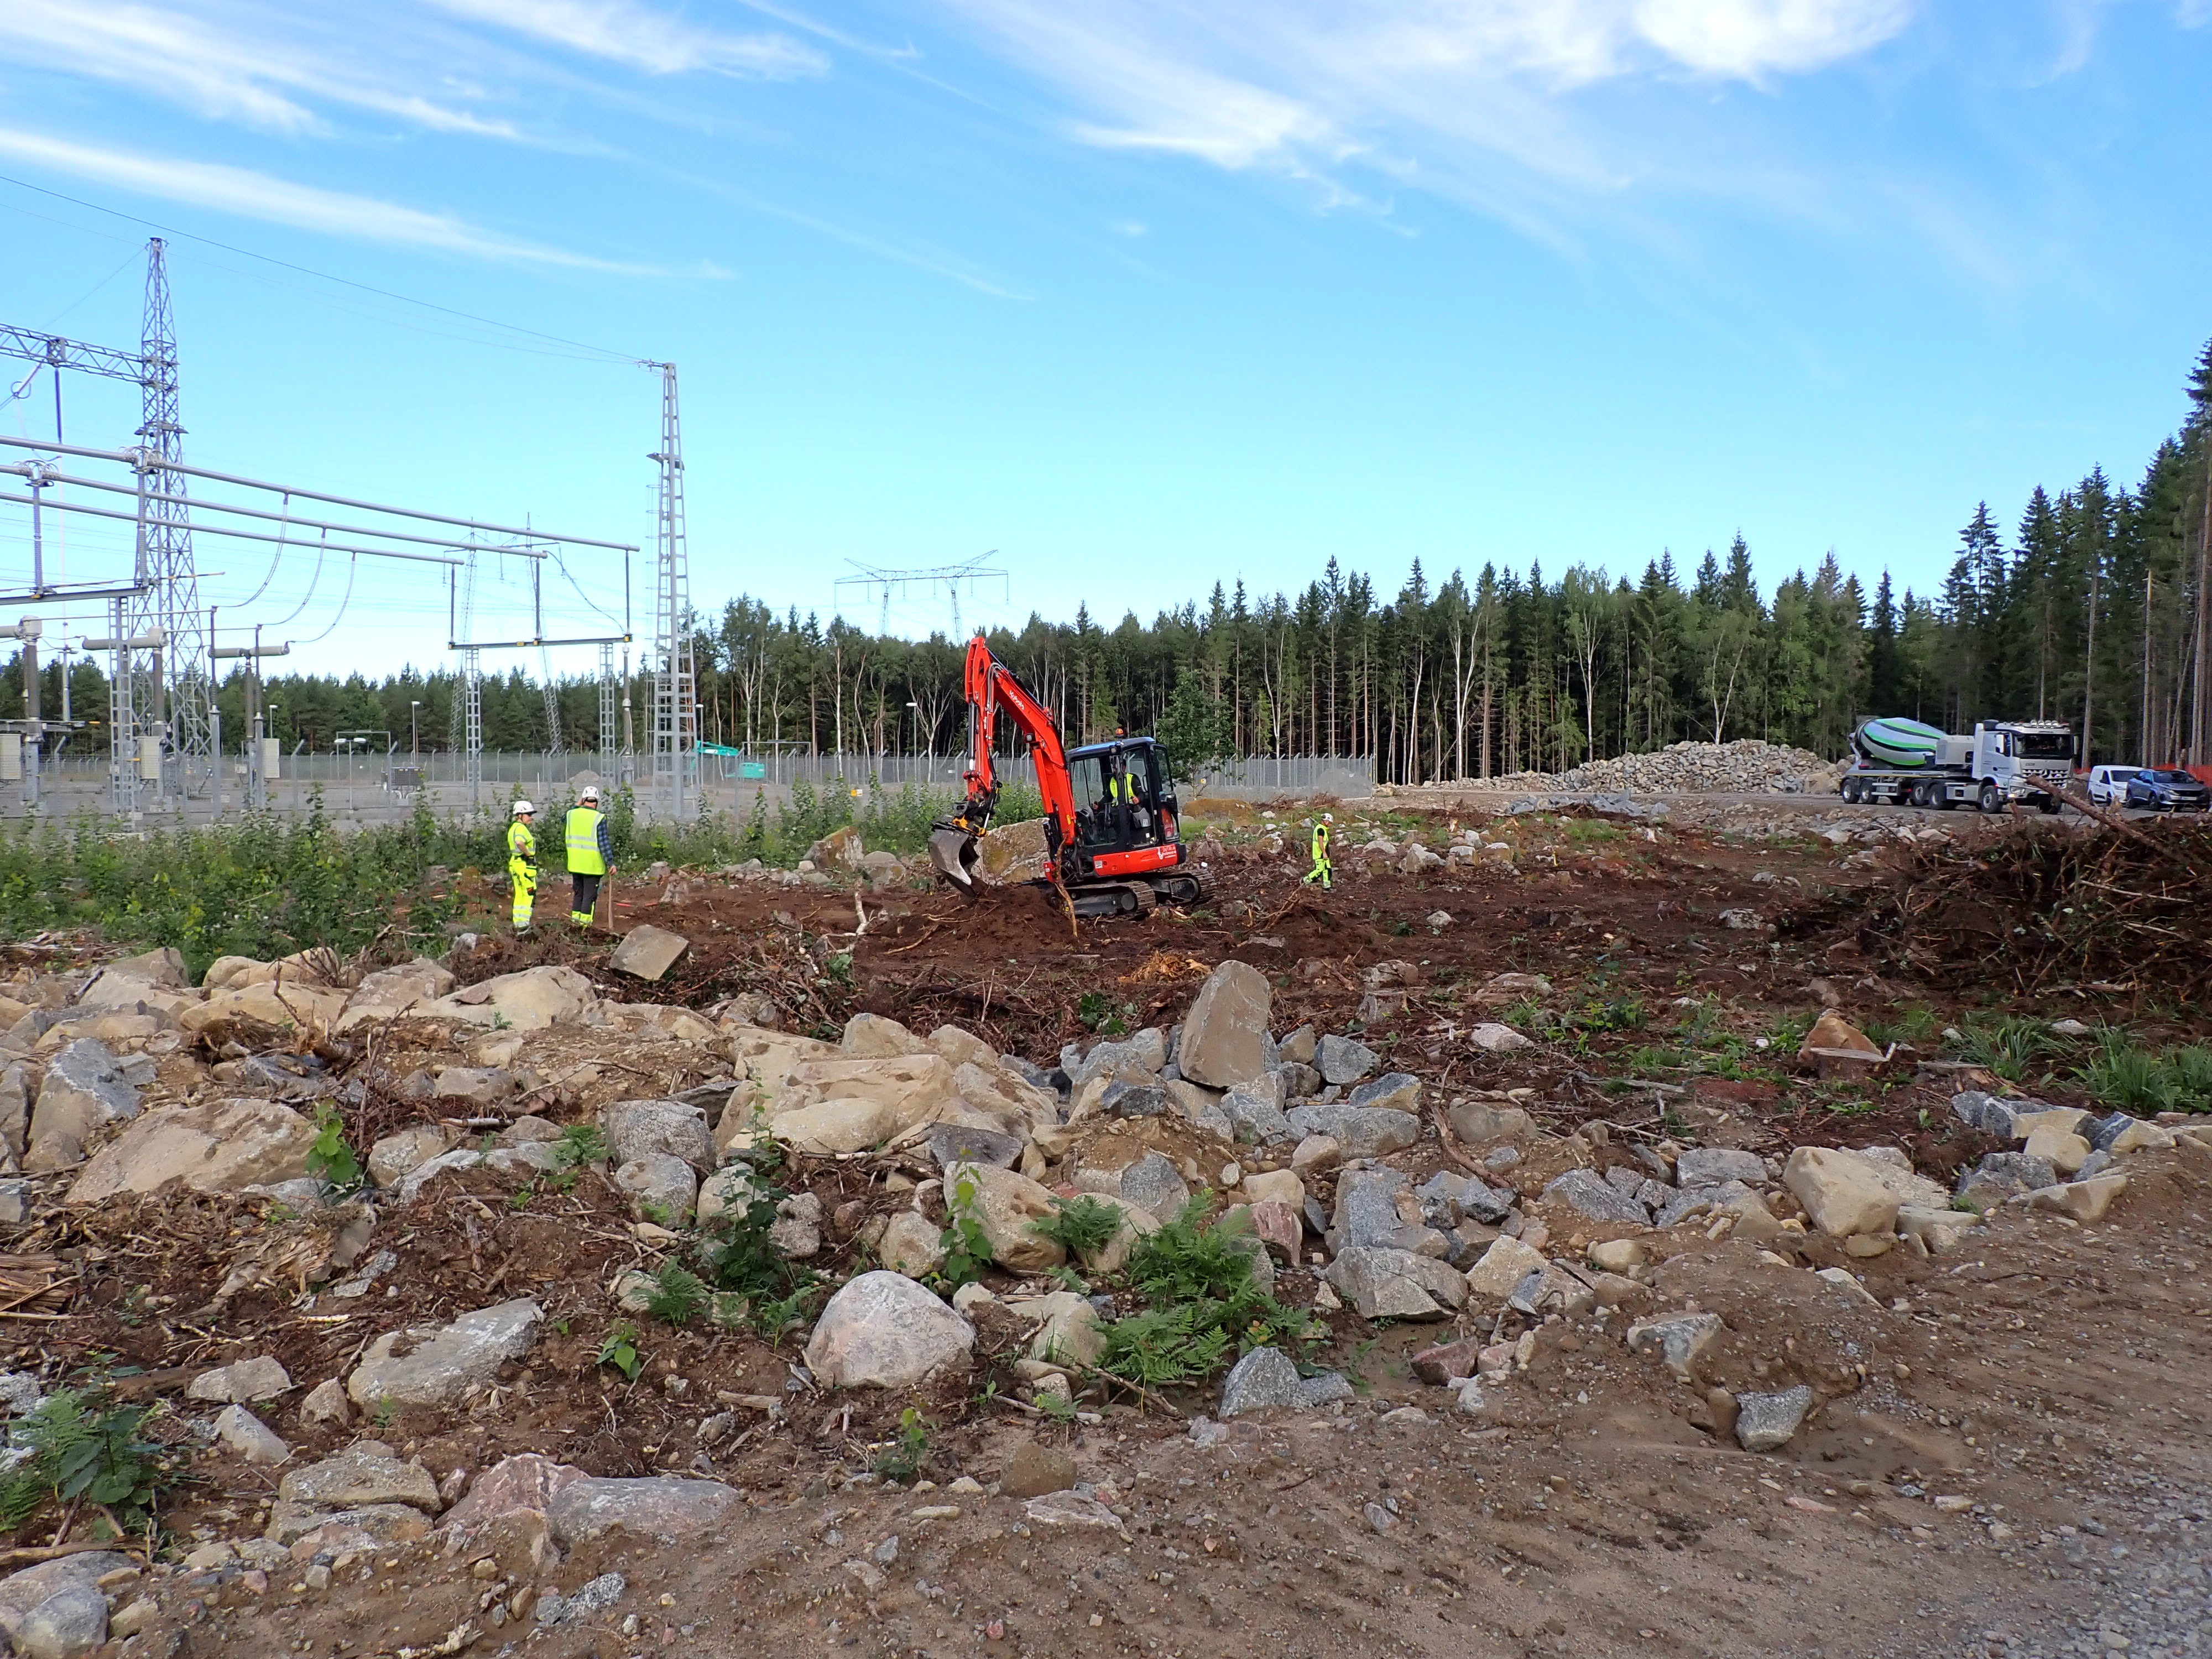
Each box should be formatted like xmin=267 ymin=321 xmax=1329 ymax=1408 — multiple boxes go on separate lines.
xmin=647 ymin=362 xmax=697 ymax=821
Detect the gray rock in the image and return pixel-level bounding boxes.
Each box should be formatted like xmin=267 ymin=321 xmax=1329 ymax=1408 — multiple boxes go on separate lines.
xmin=1329 ymin=1168 xmax=1412 ymax=1253
xmin=1414 ymin=1170 xmax=1481 ymax=1228
xmin=1316 ymin=1035 xmax=1379 ymax=1087
xmin=0 ymin=1063 xmax=28 ymax=1160
xmin=1543 ymin=1167 xmax=1650 ymax=1225
xmin=1652 ymin=1179 xmax=1753 ymax=1228
xmin=1347 ymin=1072 xmax=1420 ymax=1114
xmin=187 ymin=1355 xmax=293 ymax=1404
xmin=1115 ymin=1151 xmax=1190 ymax=1220
xmin=926 ymin=1123 xmax=1024 ymax=1170
xmin=279 ymin=1439 xmax=441 ymax=1510
xmin=347 ymin=1298 xmax=542 ymax=1410
xmin=1219 ymin=1084 xmax=1295 ymax=1145
xmin=1674 ymin=1147 xmax=1767 ymax=1187
xmin=430 ymin=1066 xmax=514 ymax=1108
xmin=10 ymin=1583 xmax=105 ymax=1659
xmin=1275 ymin=1025 xmax=1317 ymax=1066
xmin=0 ymin=1180 xmax=26 ymax=1230
xmin=1282 ymin=1103 xmax=1420 ymax=1159
xmin=1178 ymin=962 xmax=1273 ymax=1088
xmin=1275 ymin=1062 xmax=1323 ymax=1099
xmin=1000 ymin=1055 xmax=1056 ymax=1093
xmin=25 ymin=1040 xmax=139 ymax=1168
xmin=610 ymin=924 xmax=690 ymax=982
xmin=1061 ymin=1029 xmax=1168 ymax=1088
xmin=1099 ymin=1081 xmax=1174 ymax=1119
xmin=546 ymin=1476 xmax=741 ymax=1546
xmin=1625 ymin=1312 xmax=1724 ymax=1381
xmin=213 ymin=1403 xmax=290 ymax=1465
xmin=538 ymin=1571 xmax=626 ymax=1626
xmin=0 ymin=1556 xmax=131 ymax=1656
xmin=599 ymin=1098 xmax=714 ymax=1171
xmin=1603 ymin=1165 xmax=1645 ymax=1196
xmin=1957 ymin=1151 xmax=2057 ymax=1208
xmin=1297 ymin=1371 xmax=1355 ymax=1407
xmin=1324 ymin=1246 xmax=1466 ymax=1319
xmin=804 ymin=1271 xmax=974 ymax=1388
xmin=1734 ymin=1384 xmax=1815 ymax=1453
xmin=614 ymin=1152 xmax=698 ymax=1221
xmin=1219 ymin=1345 xmax=1305 ymax=1416
xmin=2083 ymin=1113 xmax=2142 ymax=1154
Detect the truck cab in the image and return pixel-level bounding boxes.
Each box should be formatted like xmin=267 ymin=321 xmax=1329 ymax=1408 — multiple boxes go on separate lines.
xmin=1972 ymin=721 xmax=2077 ymax=806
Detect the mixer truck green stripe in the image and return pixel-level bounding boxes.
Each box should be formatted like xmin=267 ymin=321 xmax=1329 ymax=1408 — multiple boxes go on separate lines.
xmin=1839 ymin=718 xmax=2077 ymax=813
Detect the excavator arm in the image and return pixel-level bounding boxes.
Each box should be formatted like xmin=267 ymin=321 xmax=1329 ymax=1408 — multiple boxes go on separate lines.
xmin=927 ymin=634 xmax=1078 ymax=891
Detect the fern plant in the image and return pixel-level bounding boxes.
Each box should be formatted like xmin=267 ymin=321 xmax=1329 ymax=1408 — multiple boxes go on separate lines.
xmin=1029 ymin=1195 xmax=1123 ymax=1259
xmin=643 ymin=1261 xmax=709 ymax=1327
xmin=0 ymin=1389 xmax=174 ymax=1535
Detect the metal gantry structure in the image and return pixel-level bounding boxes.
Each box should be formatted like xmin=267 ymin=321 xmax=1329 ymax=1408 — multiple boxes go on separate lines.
xmin=2 ymin=239 xmax=682 ymax=821
xmin=836 ymin=550 xmax=1009 ymax=640
xmin=648 ymin=362 xmax=697 ymax=821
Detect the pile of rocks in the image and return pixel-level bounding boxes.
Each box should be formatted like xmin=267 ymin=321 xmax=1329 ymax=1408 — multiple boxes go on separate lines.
xmin=1387 ymin=739 xmax=1848 ymax=798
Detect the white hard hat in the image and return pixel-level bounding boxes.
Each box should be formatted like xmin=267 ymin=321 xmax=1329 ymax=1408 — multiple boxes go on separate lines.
xmin=580 ymin=785 xmax=602 ymax=804
xmin=512 ymin=799 xmax=534 ymax=817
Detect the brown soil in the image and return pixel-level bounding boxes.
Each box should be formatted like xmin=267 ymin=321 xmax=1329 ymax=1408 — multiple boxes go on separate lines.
xmin=18 ymin=806 xmax=2212 ymax=1658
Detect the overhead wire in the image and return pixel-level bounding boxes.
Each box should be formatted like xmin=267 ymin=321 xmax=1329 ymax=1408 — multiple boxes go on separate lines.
xmin=293 ymin=554 xmax=358 ymax=646
xmin=232 ymin=491 xmax=293 ymax=607
xmin=269 ymin=530 xmax=328 ymax=629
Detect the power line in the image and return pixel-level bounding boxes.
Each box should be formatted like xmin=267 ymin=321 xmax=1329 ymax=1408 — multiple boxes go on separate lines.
xmin=0 ymin=172 xmax=646 ymax=367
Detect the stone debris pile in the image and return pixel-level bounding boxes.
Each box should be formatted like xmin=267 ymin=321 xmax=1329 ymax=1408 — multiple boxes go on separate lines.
xmin=1381 ymin=739 xmax=1848 ymax=799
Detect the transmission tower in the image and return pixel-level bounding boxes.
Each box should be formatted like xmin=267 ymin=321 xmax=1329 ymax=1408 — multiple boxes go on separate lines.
xmin=836 ymin=552 xmax=1007 ymax=639
xmin=648 ymin=362 xmax=697 ymax=819
xmin=124 ymin=239 xmax=211 ymax=802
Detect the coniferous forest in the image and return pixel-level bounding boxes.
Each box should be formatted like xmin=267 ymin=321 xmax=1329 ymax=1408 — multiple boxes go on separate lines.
xmin=7 ymin=343 xmax=2208 ymax=778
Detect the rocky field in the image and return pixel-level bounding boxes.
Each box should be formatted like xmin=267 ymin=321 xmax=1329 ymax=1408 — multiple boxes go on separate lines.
xmin=0 ymin=801 xmax=2205 ymax=1659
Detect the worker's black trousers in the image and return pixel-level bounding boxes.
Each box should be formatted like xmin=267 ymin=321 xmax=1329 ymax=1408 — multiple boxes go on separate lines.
xmin=570 ymin=872 xmax=602 ymax=927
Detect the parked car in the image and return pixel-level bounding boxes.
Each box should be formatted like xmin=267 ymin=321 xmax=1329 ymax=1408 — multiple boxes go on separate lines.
xmin=2124 ymin=767 xmax=2211 ymax=812
xmin=2086 ymin=764 xmax=2142 ymax=806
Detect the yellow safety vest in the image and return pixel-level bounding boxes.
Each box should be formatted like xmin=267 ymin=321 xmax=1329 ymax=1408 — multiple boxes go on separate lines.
xmin=565 ymin=807 xmax=607 ymax=875
xmin=507 ymin=820 xmax=535 ymax=864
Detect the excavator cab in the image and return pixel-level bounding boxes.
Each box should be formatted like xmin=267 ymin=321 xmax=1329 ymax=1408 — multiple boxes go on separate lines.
xmin=1069 ymin=738 xmax=1175 ymax=857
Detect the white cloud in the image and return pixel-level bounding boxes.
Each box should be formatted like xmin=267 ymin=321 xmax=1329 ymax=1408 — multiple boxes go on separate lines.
xmin=424 ymin=0 xmax=826 ymax=77
xmin=0 ymin=126 xmax=658 ymax=269
xmin=6 ymin=0 xmax=519 ymax=137
xmin=933 ymin=0 xmax=1917 ymax=204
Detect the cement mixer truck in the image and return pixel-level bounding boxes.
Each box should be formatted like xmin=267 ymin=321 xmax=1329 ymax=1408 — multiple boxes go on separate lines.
xmin=1839 ymin=717 xmax=2076 ymax=813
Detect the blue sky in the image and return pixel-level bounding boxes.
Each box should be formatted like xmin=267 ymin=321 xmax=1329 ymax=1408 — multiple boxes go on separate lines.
xmin=1 ymin=0 xmax=2208 ymax=677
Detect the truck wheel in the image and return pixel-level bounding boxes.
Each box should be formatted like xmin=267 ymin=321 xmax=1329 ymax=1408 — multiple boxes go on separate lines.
xmin=2038 ymin=799 xmax=2060 ymax=815
xmin=1841 ymin=778 xmax=1861 ymax=804
xmin=1978 ymin=782 xmax=2001 ymax=813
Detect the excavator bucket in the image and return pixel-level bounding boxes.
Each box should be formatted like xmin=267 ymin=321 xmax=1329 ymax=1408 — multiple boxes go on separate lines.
xmin=927 ymin=826 xmax=980 ymax=892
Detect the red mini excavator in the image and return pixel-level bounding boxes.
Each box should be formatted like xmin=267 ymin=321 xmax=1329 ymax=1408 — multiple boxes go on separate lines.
xmin=926 ymin=634 xmax=1206 ymax=918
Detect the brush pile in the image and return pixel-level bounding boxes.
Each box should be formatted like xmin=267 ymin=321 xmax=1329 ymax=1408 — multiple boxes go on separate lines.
xmin=1846 ymin=820 xmax=2212 ymax=996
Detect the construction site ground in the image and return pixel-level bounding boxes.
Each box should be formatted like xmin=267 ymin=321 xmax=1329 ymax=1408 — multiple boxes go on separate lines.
xmin=19 ymin=800 xmax=2212 ymax=1659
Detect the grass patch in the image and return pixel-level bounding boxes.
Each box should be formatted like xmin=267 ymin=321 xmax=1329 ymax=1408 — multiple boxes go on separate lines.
xmin=1949 ymin=1016 xmax=2064 ymax=1083
xmin=2077 ymin=1032 xmax=2212 ymax=1114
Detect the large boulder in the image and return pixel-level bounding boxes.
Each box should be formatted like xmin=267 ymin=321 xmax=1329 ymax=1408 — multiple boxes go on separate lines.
xmin=842 ymin=1013 xmax=926 ymax=1057
xmin=66 ymin=1097 xmax=315 ymax=1203
xmin=1316 ymin=1035 xmax=1378 ymax=1087
xmin=599 ymin=1099 xmax=715 ymax=1170
xmin=348 ymin=1298 xmax=542 ymax=1410
xmin=439 ymin=1453 xmax=586 ymax=1537
xmin=24 ymin=1040 xmax=139 ymax=1170
xmin=613 ymin=1154 xmax=697 ymax=1221
xmin=420 ymin=966 xmax=596 ymax=1030
xmin=1324 ymin=1247 xmax=1466 ymax=1319
xmin=547 ymin=1477 xmax=742 ymax=1546
xmin=804 ymin=1271 xmax=974 ymax=1387
xmin=1282 ymin=1102 xmax=1419 ymax=1159
xmin=1177 ymin=962 xmax=1272 ymax=1088
xmin=770 ymin=1098 xmax=905 ymax=1155
xmin=279 ymin=1441 xmax=441 ymax=1511
xmin=973 ymin=818 xmax=1052 ymax=886
xmin=1783 ymin=1146 xmax=1901 ymax=1237
xmin=781 ymin=1054 xmax=958 ymax=1127
xmin=0 ymin=1554 xmax=132 ymax=1656
xmin=179 ymin=980 xmax=348 ymax=1042
xmin=943 ymin=1162 xmax=1066 ymax=1271
xmin=336 ymin=959 xmax=456 ymax=1033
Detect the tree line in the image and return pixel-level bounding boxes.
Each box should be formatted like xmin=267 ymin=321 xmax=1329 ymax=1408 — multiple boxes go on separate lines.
xmin=6 ymin=342 xmax=2206 ymax=777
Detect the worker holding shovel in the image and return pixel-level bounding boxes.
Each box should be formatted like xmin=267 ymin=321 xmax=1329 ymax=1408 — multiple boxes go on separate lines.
xmin=565 ymin=786 xmax=616 ymax=930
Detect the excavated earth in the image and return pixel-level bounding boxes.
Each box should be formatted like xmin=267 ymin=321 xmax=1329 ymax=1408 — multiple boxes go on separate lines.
xmin=6 ymin=802 xmax=2211 ymax=1659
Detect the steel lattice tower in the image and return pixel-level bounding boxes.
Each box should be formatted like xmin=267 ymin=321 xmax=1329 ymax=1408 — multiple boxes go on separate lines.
xmin=648 ymin=362 xmax=697 ymax=818
xmin=126 ymin=239 xmax=211 ymax=801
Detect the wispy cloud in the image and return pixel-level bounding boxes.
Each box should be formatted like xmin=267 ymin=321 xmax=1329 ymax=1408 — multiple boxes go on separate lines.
xmin=423 ymin=0 xmax=826 ymax=78
xmin=0 ymin=126 xmax=681 ymax=271
xmin=8 ymin=0 xmax=519 ymax=137
xmin=935 ymin=0 xmax=1917 ymax=217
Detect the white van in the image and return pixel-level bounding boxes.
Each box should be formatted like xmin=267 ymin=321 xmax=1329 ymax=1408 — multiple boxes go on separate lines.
xmin=2086 ymin=764 xmax=2141 ymax=806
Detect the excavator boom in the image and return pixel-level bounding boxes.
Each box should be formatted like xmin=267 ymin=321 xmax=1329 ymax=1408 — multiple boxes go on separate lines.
xmin=927 ymin=635 xmax=1077 ymax=890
